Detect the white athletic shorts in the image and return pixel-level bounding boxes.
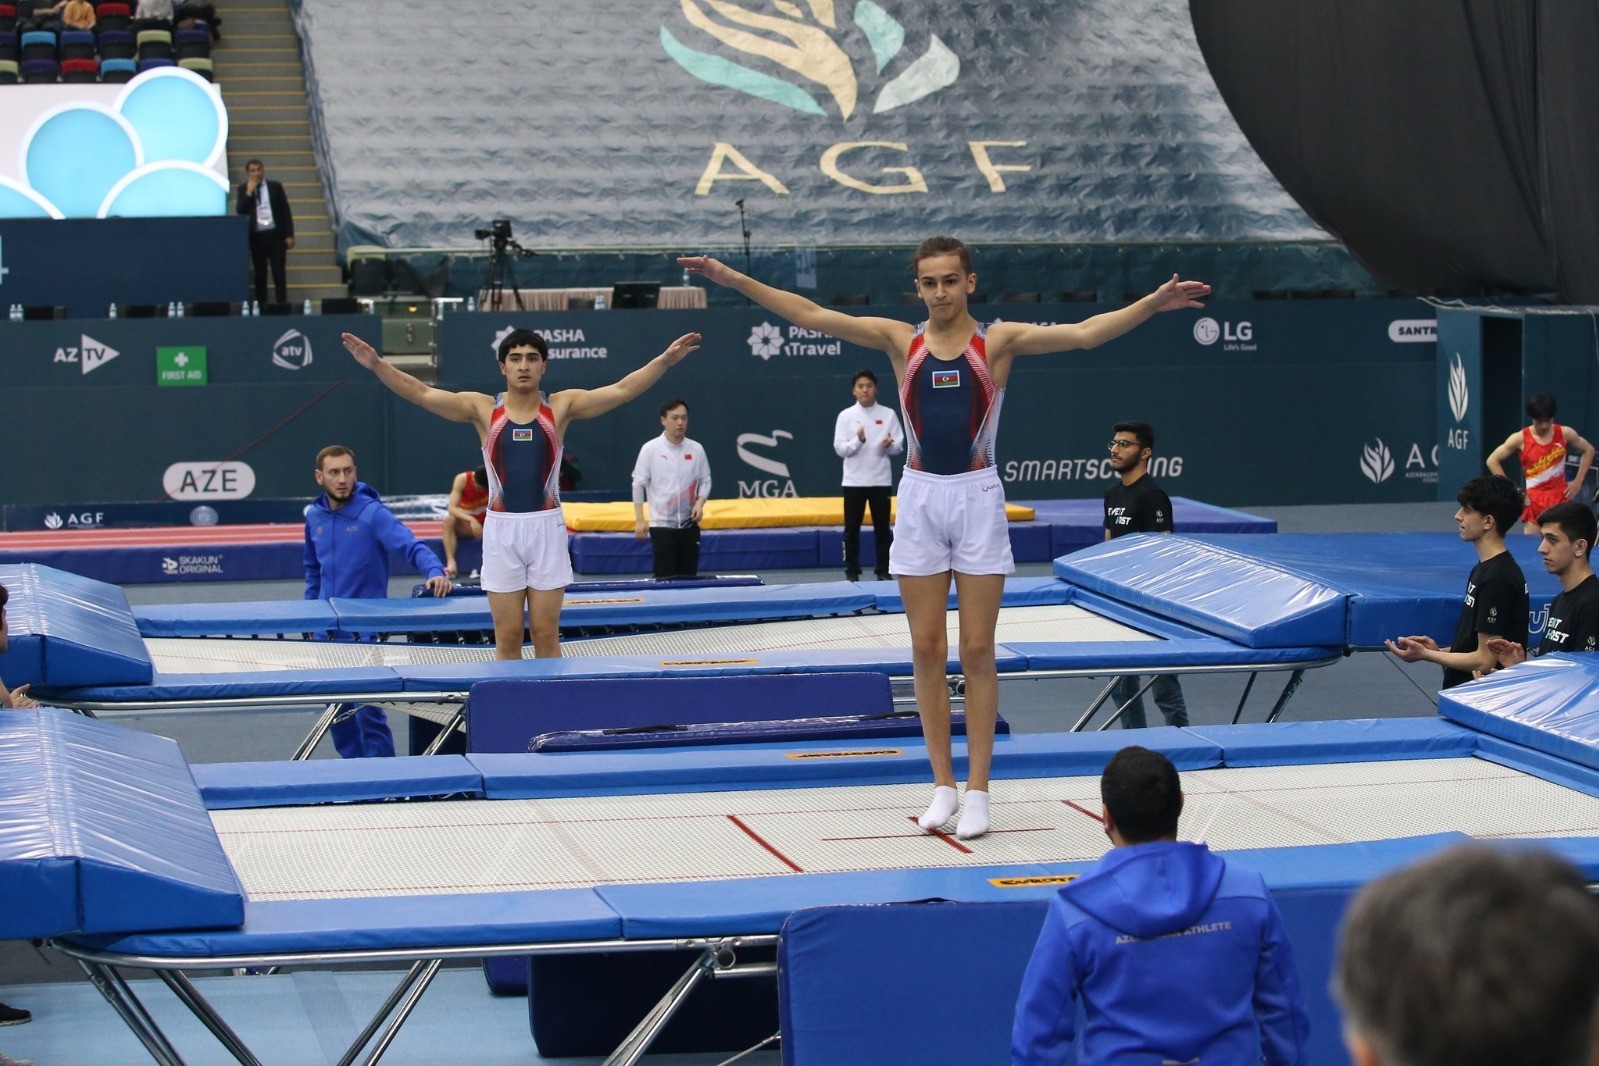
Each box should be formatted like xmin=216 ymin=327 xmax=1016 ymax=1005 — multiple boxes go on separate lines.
xmin=889 ymin=467 xmax=1015 ymax=577
xmin=480 ymin=508 xmax=573 ymax=593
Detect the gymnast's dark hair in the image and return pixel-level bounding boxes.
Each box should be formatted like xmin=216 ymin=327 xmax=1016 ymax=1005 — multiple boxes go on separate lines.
xmin=0 ymin=584 xmax=8 ymax=610
xmin=1100 ymin=746 xmax=1182 ymax=844
xmin=1456 ymin=475 xmax=1523 ymax=536
xmin=496 ymin=328 xmax=548 ymax=363
xmin=1537 ymin=500 xmax=1598 ymax=551
xmin=1113 ymin=420 xmax=1154 ymax=452
xmin=1527 ymin=393 xmax=1558 ymax=421
xmin=911 ymin=236 xmax=972 ymax=276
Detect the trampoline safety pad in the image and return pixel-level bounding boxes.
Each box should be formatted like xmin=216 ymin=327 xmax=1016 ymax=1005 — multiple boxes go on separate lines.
xmin=212 ymin=757 xmax=1599 ymax=901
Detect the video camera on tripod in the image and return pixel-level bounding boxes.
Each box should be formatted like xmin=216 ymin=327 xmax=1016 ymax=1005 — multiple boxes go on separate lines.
xmin=474 ymin=219 xmax=532 ymax=257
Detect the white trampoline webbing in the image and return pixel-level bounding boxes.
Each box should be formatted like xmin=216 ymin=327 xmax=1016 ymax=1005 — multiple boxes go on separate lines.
xmin=144 ymin=605 xmax=1156 ymax=673
xmin=212 ymin=758 xmax=1599 ymax=902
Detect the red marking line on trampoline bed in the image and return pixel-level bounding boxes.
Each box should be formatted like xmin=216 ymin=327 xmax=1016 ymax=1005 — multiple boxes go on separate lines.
xmin=1062 ymin=799 xmax=1104 ymax=823
xmin=727 ymin=814 xmax=805 ymax=873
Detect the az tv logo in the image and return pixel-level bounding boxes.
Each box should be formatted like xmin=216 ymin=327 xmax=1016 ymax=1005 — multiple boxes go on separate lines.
xmin=54 ymin=334 xmax=120 ymax=375
xmin=662 ymin=1 xmax=959 ymax=119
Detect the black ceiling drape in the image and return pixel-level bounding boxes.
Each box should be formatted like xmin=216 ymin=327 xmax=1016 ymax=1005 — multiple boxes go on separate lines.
xmin=1189 ymin=1 xmax=1599 ymax=302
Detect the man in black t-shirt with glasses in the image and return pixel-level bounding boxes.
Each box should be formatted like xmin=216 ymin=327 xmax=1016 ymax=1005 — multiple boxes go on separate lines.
xmin=1386 ymin=476 xmax=1528 ymax=687
xmin=1103 ymin=420 xmax=1188 ymax=726
xmin=1487 ymin=500 xmax=1599 ymax=666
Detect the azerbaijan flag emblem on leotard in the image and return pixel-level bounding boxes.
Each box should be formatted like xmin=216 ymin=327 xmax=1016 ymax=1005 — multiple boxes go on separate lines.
xmin=932 ymin=369 xmax=960 ymax=389
xmin=512 ymin=428 xmax=534 ymax=442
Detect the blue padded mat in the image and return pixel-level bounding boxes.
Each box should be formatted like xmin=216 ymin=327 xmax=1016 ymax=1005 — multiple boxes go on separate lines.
xmin=1189 ymin=533 xmax=1561 ymax=649
xmin=866 ymin=575 xmax=1075 ymax=612
xmin=192 ymin=755 xmax=485 ymax=809
xmin=134 ymin=599 xmax=340 ymax=637
xmin=1186 ymin=717 xmax=1480 ymax=767
xmin=0 ymin=708 xmax=242 ymax=939
xmin=60 ymin=666 xmax=405 ymax=702
xmin=1437 ymin=654 xmax=1599 ymax=772
xmin=1055 ymin=535 xmax=1349 ymax=649
xmin=0 ymin=563 xmax=152 ymax=687
xmin=1023 ymin=496 xmax=1275 ymax=554
xmin=570 ymin=528 xmax=823 ymax=574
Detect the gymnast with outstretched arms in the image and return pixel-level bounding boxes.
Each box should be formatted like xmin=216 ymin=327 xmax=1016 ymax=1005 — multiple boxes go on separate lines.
xmin=680 ymin=239 xmax=1208 ymax=838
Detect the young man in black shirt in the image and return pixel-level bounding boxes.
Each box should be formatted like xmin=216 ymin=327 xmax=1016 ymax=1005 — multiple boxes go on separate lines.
xmin=1103 ymin=420 xmax=1187 ymax=726
xmin=1488 ymin=500 xmax=1599 ymax=665
xmin=1386 ymin=476 xmax=1528 ymax=687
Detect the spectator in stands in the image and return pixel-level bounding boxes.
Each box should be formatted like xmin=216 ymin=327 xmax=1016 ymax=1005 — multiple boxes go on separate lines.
xmin=340 ymin=327 xmax=700 ymax=661
xmin=41 ymin=0 xmax=93 ymax=29
xmin=235 ymin=159 xmax=295 ymax=308
xmin=632 ymin=398 xmax=712 ymax=580
xmin=1487 ymin=500 xmax=1599 ymax=664
xmin=134 ymin=0 xmax=173 ymax=21
xmin=1103 ymin=419 xmax=1188 ymax=728
xmin=833 ymin=368 xmax=901 ymax=582
xmin=1335 ymin=841 xmax=1599 ymax=1066
xmin=442 ymin=465 xmax=489 ymax=578
xmin=0 ymin=585 xmax=40 ymax=712
xmin=1012 ymin=746 xmax=1309 ymax=1065
xmin=681 ymin=241 xmax=1209 ymax=839
xmin=1487 ymin=393 xmax=1596 ymax=533
xmin=1385 ymin=475 xmax=1528 ymax=688
xmin=304 ymin=445 xmax=450 ymax=758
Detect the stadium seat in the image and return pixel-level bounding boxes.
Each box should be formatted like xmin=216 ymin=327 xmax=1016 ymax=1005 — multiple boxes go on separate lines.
xmin=127 ymin=16 xmax=169 ymax=34
xmin=0 ymin=32 xmax=16 ymax=61
xmin=60 ymin=55 xmax=95 ymax=80
xmin=135 ymin=27 xmax=170 ymax=59
xmin=19 ymin=28 xmax=54 ymax=60
xmin=0 ymin=59 xmax=17 ymax=83
xmin=94 ymin=8 xmax=127 ymax=32
xmin=321 ymin=297 xmax=362 ymax=315
xmin=19 ymin=56 xmax=56 ymax=81
xmin=0 ymin=6 xmax=15 ymax=34
xmin=172 ymin=25 xmax=205 ymax=57
xmin=998 ymin=291 xmax=1042 ymax=303
xmin=98 ymin=54 xmax=133 ymax=80
xmin=177 ymin=55 xmax=209 ymax=79
xmin=58 ymin=28 xmax=93 ymax=58
xmin=347 ymin=257 xmax=389 ymax=297
xmin=95 ymin=28 xmax=130 ymax=57
xmin=1060 ymin=290 xmax=1098 ymax=302
xmin=135 ymin=55 xmax=171 ymax=71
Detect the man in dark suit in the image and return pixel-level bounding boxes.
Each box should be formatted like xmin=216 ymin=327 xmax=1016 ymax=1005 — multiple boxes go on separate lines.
xmin=235 ymin=158 xmax=295 ymax=307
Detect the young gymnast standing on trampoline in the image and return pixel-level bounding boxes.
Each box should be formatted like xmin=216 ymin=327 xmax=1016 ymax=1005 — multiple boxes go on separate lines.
xmin=342 ymin=328 xmax=700 ymax=660
xmin=681 ymin=240 xmax=1208 ymax=838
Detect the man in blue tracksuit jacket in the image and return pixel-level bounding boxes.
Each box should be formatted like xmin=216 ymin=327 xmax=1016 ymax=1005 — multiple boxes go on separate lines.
xmin=304 ymin=445 xmax=450 ymax=758
xmin=1012 ymin=746 xmax=1309 ymax=1065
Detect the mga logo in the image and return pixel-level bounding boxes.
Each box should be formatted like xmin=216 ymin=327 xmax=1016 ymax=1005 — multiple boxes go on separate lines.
xmin=1360 ymin=439 xmax=1395 ymax=484
xmin=53 ymin=334 xmax=120 ymax=375
xmin=271 ymin=328 xmax=313 ymax=371
xmin=748 ymin=322 xmax=784 ymax=360
xmin=736 ymin=429 xmax=797 ymax=497
xmin=663 ymin=2 xmax=959 ymax=120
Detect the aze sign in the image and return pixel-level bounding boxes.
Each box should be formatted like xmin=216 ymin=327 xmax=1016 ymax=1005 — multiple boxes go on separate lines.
xmin=162 ymin=461 xmax=256 ymax=500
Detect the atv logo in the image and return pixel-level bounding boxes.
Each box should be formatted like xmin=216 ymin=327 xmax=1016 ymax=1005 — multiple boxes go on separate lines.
xmin=271 ymin=329 xmax=313 ymax=371
xmin=53 ymin=334 xmax=120 ymax=375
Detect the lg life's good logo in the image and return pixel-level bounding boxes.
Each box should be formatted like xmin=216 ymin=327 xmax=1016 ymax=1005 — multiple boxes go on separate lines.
xmin=53 ymin=334 xmax=120 ymax=375
xmin=747 ymin=321 xmax=842 ymax=359
xmin=42 ymin=511 xmax=105 ymax=530
xmin=489 ymin=325 xmax=608 ymax=361
xmin=1388 ymin=319 xmax=1436 ymax=343
xmin=271 ymin=329 xmax=313 ymax=371
xmin=663 ymin=1 xmax=959 ymax=121
xmin=1360 ymin=438 xmax=1439 ymax=487
xmin=1192 ymin=317 xmax=1254 ymax=350
xmin=736 ymin=428 xmax=798 ymax=496
xmin=1360 ymin=439 xmax=1395 ymax=484
xmin=162 ymin=461 xmax=257 ymax=500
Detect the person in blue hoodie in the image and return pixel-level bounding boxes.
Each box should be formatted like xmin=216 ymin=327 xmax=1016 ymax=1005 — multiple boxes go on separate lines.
xmin=304 ymin=444 xmax=451 ymax=757
xmin=1012 ymin=746 xmax=1309 ymax=1065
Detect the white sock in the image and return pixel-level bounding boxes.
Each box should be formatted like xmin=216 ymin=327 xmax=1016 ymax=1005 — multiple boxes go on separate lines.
xmin=956 ymin=790 xmax=990 ymax=840
xmin=917 ymin=785 xmax=960 ymax=831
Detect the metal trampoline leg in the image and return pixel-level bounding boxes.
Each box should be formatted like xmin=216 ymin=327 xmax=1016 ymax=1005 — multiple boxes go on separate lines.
xmin=1071 ymin=678 xmax=1120 ymax=732
xmin=421 ymin=708 xmax=465 ymax=755
xmin=1095 ymin=676 xmax=1156 ymax=731
xmin=601 ymin=947 xmax=720 ymax=1066
xmin=339 ymin=957 xmax=443 ymax=1066
xmin=77 ymin=960 xmax=188 ymax=1066
xmin=1230 ymin=672 xmax=1260 ymax=724
xmin=1264 ymin=669 xmax=1307 ymax=723
xmin=157 ymin=970 xmax=264 ymax=1066
xmin=292 ymin=702 xmax=346 ymax=760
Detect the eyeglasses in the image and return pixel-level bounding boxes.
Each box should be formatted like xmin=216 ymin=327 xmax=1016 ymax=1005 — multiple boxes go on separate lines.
xmin=1107 ymin=439 xmax=1142 ymax=451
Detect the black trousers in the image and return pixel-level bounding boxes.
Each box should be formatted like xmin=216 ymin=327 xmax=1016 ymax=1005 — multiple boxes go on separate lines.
xmin=249 ymin=228 xmax=289 ymax=305
xmin=650 ymin=524 xmax=701 ymax=578
xmin=842 ymin=485 xmax=892 ymax=578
